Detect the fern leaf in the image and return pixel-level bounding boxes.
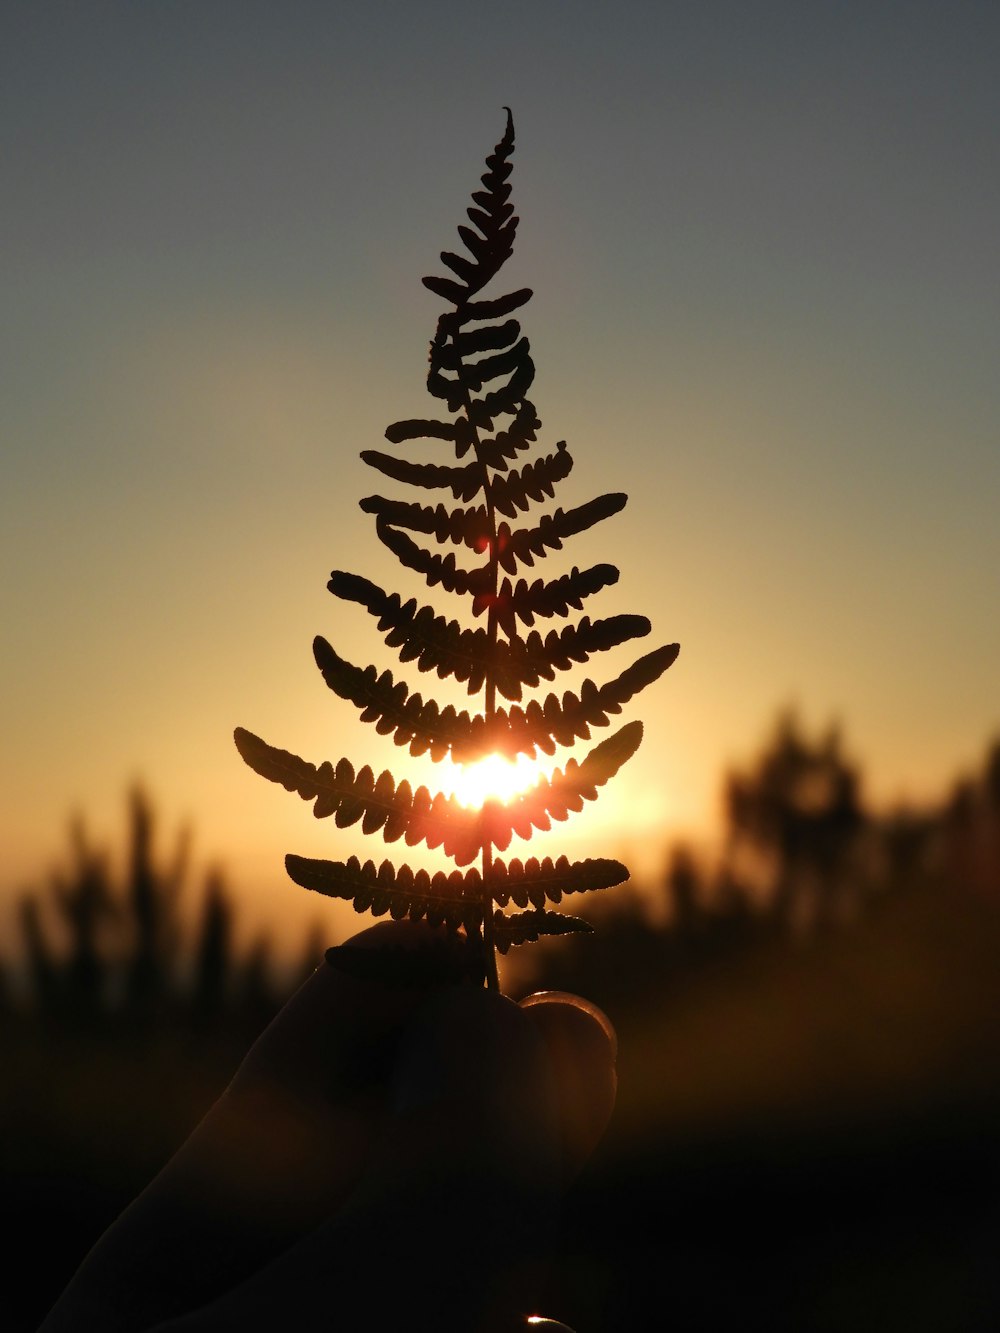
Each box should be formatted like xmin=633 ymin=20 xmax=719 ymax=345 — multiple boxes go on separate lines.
xmin=422 ymin=274 xmax=469 ymax=305
xmin=286 ymin=854 xmax=483 ymax=931
xmin=359 ymin=497 xmax=490 ymax=552
xmin=233 ymin=728 xmax=481 ymax=863
xmin=313 ymin=637 xmax=470 ymax=759
xmin=315 ymin=637 xmax=675 ymax=765
xmin=469 ymin=352 xmax=534 ymax=425
xmin=328 ymin=571 xmax=656 ymax=703
xmin=487 ymin=442 xmax=573 ymax=518
xmin=480 ymin=721 xmax=643 ymax=851
xmin=436 ymin=338 xmax=531 ymax=395
xmin=460 ymin=288 xmax=532 ymax=321
xmin=496 ymin=615 xmax=653 ymax=699
xmin=237 ymin=113 xmax=678 ymax=985
xmin=491 ymin=563 xmax=620 ymax=634
xmin=452 ymin=645 xmax=679 ymax=761
xmin=491 ymin=854 xmax=629 ymax=907
xmin=498 ymin=493 xmax=627 ymax=572
xmin=375 ymin=521 xmax=492 ymax=596
xmin=327 ymin=573 xmax=491 ymax=693
xmin=476 ymin=399 xmax=540 ymax=469
xmin=493 ymin=908 xmax=594 ymax=954
xmin=438 ymin=248 xmax=480 ymax=287
xmin=361 ymin=450 xmax=485 ymax=502
xmin=383 ymin=419 xmax=459 ymax=446
xmin=450 ymin=319 xmax=521 ymax=359
xmin=422 ymin=109 xmax=518 ymax=304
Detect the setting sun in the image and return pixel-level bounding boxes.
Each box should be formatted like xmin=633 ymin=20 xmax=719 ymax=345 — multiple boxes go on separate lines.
xmin=448 ymin=753 xmax=545 ymax=809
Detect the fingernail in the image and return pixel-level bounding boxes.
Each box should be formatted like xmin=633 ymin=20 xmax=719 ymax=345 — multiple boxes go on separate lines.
xmin=520 ymin=990 xmax=618 ymax=1065
xmin=519 ymin=991 xmax=618 ymax=1179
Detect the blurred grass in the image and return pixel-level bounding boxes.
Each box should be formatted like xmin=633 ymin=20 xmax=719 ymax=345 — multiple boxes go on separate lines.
xmin=615 ymin=883 xmax=1000 ymax=1146
xmin=539 ymin=882 xmax=1000 ymax=1332
xmin=5 ymin=879 xmax=999 ymax=1329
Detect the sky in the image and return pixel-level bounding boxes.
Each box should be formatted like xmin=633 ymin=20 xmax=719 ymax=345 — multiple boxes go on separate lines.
xmin=3 ymin=1 xmax=998 ymax=950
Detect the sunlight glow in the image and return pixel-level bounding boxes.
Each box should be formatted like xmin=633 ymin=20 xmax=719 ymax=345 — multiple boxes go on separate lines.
xmin=450 ymin=752 xmax=543 ymax=808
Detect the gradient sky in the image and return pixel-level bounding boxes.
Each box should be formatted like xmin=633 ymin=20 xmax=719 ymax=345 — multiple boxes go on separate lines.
xmin=3 ymin=2 xmax=998 ymax=948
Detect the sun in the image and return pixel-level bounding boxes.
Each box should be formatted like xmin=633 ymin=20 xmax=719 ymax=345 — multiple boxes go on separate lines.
xmin=448 ymin=752 xmax=544 ymax=809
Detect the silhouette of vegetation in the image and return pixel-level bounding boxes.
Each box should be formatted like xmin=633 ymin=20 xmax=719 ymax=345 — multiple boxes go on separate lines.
xmin=518 ymin=714 xmax=1000 ymax=1018
xmin=11 ymin=786 xmax=315 ymax=1035
xmin=13 ymin=717 xmax=997 ymax=1033
xmin=235 ymin=111 xmax=677 ymax=990
xmin=723 ymin=710 xmax=865 ymax=931
xmin=5 ymin=722 xmax=1000 ymax=1329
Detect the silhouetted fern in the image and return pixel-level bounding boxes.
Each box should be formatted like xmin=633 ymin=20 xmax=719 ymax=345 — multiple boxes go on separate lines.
xmin=236 ymin=111 xmax=678 ymax=989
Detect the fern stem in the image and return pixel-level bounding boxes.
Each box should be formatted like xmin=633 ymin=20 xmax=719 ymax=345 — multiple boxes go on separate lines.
xmin=481 ymin=839 xmax=500 ymax=991
xmin=448 ymin=312 xmax=501 ymax=991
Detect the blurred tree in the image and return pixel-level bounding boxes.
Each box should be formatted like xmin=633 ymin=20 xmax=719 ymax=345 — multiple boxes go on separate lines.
xmin=123 ymin=786 xmax=187 ymax=1023
xmin=14 ymin=788 xmax=274 ymax=1033
xmin=19 ymin=894 xmax=61 ymax=1018
xmin=236 ymin=934 xmax=280 ymax=1035
xmin=190 ymin=869 xmax=233 ymax=1029
xmin=0 ymin=956 xmax=13 ymax=1023
xmin=663 ymin=843 xmax=702 ymax=937
xmin=943 ymin=737 xmax=1000 ymax=898
xmin=723 ymin=711 xmax=865 ymax=933
xmin=54 ymin=819 xmax=116 ymax=1022
xmin=875 ymin=807 xmax=939 ymax=893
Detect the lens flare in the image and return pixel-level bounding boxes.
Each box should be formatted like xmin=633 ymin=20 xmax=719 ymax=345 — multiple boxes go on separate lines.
xmin=449 ymin=752 xmax=542 ymax=808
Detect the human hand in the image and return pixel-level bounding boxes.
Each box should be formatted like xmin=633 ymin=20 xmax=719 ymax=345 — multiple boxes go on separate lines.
xmin=40 ymin=920 xmax=616 ymax=1332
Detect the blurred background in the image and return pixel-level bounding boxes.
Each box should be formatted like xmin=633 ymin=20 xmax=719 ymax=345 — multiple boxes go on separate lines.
xmin=3 ymin=3 xmax=999 ymax=1329
xmin=5 ymin=722 xmax=1000 ymax=1329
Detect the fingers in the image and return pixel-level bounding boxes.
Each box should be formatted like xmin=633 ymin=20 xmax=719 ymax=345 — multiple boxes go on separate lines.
xmin=40 ymin=921 xmax=475 ymax=1332
xmin=519 ymin=991 xmax=618 ymax=1181
xmin=40 ymin=922 xmax=617 ymax=1333
xmin=149 ymin=985 xmax=563 ymax=1332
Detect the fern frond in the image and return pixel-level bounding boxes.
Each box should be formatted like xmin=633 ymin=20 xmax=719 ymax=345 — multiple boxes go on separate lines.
xmin=422 ymin=109 xmax=518 ymax=305
xmin=233 ymin=727 xmax=481 ymax=863
xmin=375 ymin=521 xmax=492 ymax=596
xmin=328 ymin=572 xmax=656 ymax=702
xmin=454 ymin=645 xmax=679 ymax=761
xmin=475 ymin=399 xmax=540 ymax=469
xmin=490 ymin=854 xmax=629 ymax=907
xmin=361 ymin=450 xmax=485 ymax=502
xmin=327 ymin=573 xmax=492 ymax=693
xmin=383 ymin=418 xmax=461 ymax=446
xmin=468 ymin=353 xmax=535 ymax=427
xmin=493 ymin=908 xmax=593 ymax=954
xmin=459 ymin=288 xmax=532 ymax=322
xmin=497 ymin=494 xmax=627 ymax=572
xmin=491 ymin=563 xmax=619 ymax=633
xmin=497 ymin=615 xmax=654 ymax=697
xmin=313 ymin=638 xmax=470 ymax=759
xmin=451 ymin=319 xmax=522 ymax=359
xmin=360 ymin=497 xmax=490 ymax=552
xmin=286 ymin=854 xmax=483 ymax=931
xmin=237 ymin=112 xmax=678 ymax=986
xmin=314 ymin=638 xmax=675 ymax=764
xmin=427 ymin=348 xmax=536 ymax=427
xmin=481 ymin=722 xmax=643 ymax=851
xmin=487 ymin=443 xmax=573 ymax=518
xmin=432 ymin=333 xmax=531 ymax=395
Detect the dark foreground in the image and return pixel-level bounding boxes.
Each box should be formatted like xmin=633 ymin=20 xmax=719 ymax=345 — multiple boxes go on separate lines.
xmin=5 ymin=881 xmax=1000 ymax=1332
